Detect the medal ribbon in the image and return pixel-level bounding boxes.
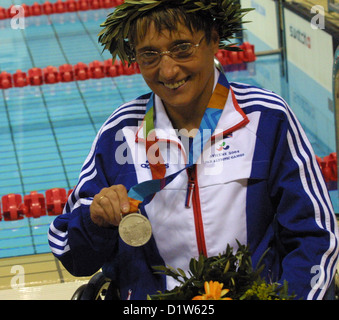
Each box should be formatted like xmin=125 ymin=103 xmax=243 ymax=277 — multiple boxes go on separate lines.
xmin=127 ymin=72 xmax=230 ymax=210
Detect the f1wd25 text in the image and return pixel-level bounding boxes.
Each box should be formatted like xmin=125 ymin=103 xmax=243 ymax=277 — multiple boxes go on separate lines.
xmin=167 ymin=304 xmax=215 ymax=315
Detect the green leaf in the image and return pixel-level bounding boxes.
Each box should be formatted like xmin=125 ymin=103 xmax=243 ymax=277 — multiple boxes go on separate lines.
xmin=197 ymin=254 xmax=205 ymax=277
xmin=223 ymin=260 xmax=230 ymax=273
xmin=139 ymin=2 xmax=161 ymax=11
xmin=255 ymin=247 xmax=271 ymax=271
xmin=189 ymin=257 xmax=198 ymax=276
xmin=177 ymin=268 xmax=187 ymax=279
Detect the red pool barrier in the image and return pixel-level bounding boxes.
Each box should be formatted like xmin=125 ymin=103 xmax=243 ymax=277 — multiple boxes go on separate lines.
xmin=242 ymin=42 xmax=256 ymax=62
xmin=90 ymin=0 xmax=101 ymax=9
xmin=89 ymin=60 xmax=105 ymax=79
xmin=43 ymin=66 xmax=60 ymax=84
xmin=104 ymin=59 xmax=118 ymax=77
xmin=0 ymin=188 xmax=74 ymax=221
xmin=31 ymin=2 xmax=42 ymax=16
xmin=13 ymin=70 xmax=28 ymax=87
xmin=53 ymin=0 xmax=66 ymax=13
xmin=74 ymin=62 xmax=90 ymax=80
xmin=66 ymin=0 xmax=78 ymax=12
xmin=103 ymin=58 xmax=132 ymax=77
xmin=28 ymin=67 xmax=44 ymax=86
xmin=0 ymin=43 xmax=256 ymax=89
xmin=228 ymin=50 xmax=244 ymax=65
xmin=0 ymin=7 xmax=7 ymax=19
xmin=17 ymin=4 xmax=31 ymax=17
xmin=59 ymin=64 xmax=75 ymax=82
xmin=215 ymin=51 xmax=227 ymax=66
xmin=123 ymin=62 xmax=140 ymax=75
xmin=317 ymin=152 xmax=338 ymax=191
xmin=41 ymin=1 xmax=54 ymax=15
xmin=322 ymin=153 xmax=338 ymax=190
xmin=77 ymin=0 xmax=90 ymax=11
xmin=0 ymin=0 xmax=118 ymax=20
xmin=46 ymin=188 xmax=67 ymax=215
xmin=0 ymin=71 xmax=13 ymax=89
xmin=102 ymin=0 xmax=116 ymax=8
xmin=1 ymin=194 xmax=26 ymax=221
xmin=24 ymin=191 xmax=46 ymax=218
xmin=7 ymin=5 xmax=18 ymax=19
xmin=114 ymin=59 xmax=125 ymax=75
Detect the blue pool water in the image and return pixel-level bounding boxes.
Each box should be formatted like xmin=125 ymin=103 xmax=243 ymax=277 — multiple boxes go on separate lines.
xmin=0 ymin=5 xmax=337 ymax=258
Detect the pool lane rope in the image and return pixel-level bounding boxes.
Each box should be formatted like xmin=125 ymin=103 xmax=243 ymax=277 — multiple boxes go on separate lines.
xmin=0 ymin=0 xmax=122 ymax=20
xmin=0 ymin=42 xmax=256 ymax=89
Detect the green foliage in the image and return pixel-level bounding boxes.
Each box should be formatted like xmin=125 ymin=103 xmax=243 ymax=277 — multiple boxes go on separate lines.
xmin=148 ymin=241 xmax=297 ymax=300
xmin=240 ymin=280 xmax=296 ymax=300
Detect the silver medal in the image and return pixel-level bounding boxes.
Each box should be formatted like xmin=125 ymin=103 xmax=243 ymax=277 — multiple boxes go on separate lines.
xmin=118 ymin=210 xmax=152 ymax=247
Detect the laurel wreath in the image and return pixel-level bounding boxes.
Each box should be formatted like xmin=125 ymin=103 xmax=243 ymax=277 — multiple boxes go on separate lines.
xmin=98 ymin=0 xmax=254 ymax=64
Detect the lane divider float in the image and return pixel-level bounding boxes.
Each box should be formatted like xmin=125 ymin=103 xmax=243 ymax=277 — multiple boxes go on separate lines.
xmin=0 ymin=42 xmax=256 ymax=89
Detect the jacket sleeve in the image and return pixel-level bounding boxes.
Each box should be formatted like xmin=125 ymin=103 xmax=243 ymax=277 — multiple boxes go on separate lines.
xmin=47 ymin=124 xmax=121 ymax=276
xmin=47 ymin=97 xmax=148 ymax=278
xmin=268 ymin=102 xmax=339 ymax=300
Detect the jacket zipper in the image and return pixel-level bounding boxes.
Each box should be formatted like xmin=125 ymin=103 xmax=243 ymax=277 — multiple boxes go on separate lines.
xmin=186 ymin=164 xmax=207 ymax=257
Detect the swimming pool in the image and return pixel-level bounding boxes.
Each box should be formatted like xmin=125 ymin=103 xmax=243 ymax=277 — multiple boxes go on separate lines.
xmin=0 ymin=2 xmax=337 ymax=258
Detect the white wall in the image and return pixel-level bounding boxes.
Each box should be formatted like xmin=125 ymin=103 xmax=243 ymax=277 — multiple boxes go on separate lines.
xmin=240 ymin=0 xmax=279 ymax=51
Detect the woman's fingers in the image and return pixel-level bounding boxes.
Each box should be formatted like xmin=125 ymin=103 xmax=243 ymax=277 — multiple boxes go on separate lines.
xmin=90 ymin=185 xmax=130 ymax=227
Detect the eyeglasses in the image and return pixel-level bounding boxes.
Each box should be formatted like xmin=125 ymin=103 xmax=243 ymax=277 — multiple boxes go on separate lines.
xmin=133 ymin=36 xmax=204 ymax=68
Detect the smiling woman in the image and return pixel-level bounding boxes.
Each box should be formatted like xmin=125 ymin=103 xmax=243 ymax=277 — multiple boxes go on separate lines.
xmin=134 ymin=24 xmax=219 ymax=131
xmin=48 ymin=0 xmax=339 ymax=300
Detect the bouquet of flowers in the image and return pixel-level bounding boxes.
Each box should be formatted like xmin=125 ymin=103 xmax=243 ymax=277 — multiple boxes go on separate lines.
xmin=148 ymin=241 xmax=297 ymax=300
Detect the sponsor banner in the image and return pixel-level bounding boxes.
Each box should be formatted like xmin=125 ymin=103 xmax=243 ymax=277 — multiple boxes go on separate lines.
xmin=284 ymin=7 xmax=333 ymax=92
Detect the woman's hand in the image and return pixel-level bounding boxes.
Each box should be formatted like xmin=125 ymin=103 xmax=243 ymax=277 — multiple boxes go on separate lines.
xmin=90 ymin=185 xmax=130 ymax=227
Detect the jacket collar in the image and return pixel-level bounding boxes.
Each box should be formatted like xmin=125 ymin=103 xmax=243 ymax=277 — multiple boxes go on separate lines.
xmin=136 ymin=68 xmax=249 ymax=144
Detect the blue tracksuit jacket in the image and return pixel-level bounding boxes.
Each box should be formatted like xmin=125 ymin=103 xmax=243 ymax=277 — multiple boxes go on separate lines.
xmin=48 ymin=72 xmax=339 ymax=300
